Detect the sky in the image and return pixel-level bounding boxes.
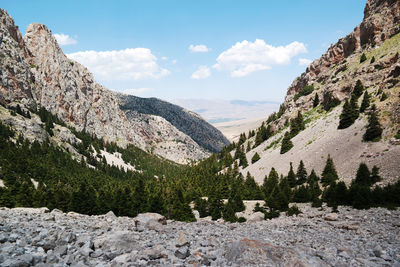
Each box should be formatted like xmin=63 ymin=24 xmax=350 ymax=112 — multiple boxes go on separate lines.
xmin=3 ymin=0 xmax=366 ymax=102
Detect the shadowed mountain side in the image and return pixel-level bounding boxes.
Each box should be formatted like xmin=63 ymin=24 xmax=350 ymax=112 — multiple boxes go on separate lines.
xmin=117 ymin=94 xmax=230 ymax=153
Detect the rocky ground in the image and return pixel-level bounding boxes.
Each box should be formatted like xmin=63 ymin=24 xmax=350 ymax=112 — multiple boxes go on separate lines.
xmin=0 ymin=205 xmax=399 ymax=266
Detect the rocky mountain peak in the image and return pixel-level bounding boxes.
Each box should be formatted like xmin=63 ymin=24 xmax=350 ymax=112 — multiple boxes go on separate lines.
xmin=0 ymin=9 xmax=229 ymax=163
xmin=285 ymin=0 xmax=399 ymax=106
xmin=0 ymin=9 xmax=34 ymax=105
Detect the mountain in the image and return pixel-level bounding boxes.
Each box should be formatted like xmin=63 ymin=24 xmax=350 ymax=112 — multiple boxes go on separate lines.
xmin=0 ymin=9 xmax=228 ymax=163
xmin=117 ymin=94 xmax=230 ymax=153
xmin=234 ymin=0 xmax=400 ymax=184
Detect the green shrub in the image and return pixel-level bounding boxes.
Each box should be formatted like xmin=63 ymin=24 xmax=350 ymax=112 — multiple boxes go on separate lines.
xmin=370 ymin=56 xmax=375 ymax=63
xmin=360 ymin=53 xmax=367 ymax=63
xmin=286 ymin=205 xmax=302 ymax=216
xmin=380 ymin=92 xmax=388 ymax=101
xmin=264 ymin=210 xmax=280 ymax=220
xmin=294 ymin=85 xmax=315 ymax=101
xmin=251 ymin=152 xmax=260 ymax=164
xmin=312 ymin=198 xmax=323 ymax=208
xmin=237 ymin=217 xmax=247 ymax=223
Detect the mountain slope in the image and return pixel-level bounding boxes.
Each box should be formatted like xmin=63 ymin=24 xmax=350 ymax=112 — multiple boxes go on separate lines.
xmin=117 ymin=94 xmax=230 ymax=153
xmin=0 ymin=10 xmax=228 ymax=163
xmin=237 ymin=0 xmax=400 ymax=184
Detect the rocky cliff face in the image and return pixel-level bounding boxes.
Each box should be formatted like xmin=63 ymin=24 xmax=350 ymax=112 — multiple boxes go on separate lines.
xmin=0 ymin=10 xmax=34 ymax=105
xmin=286 ymin=0 xmax=400 ymax=101
xmin=0 ymin=10 xmax=227 ymax=163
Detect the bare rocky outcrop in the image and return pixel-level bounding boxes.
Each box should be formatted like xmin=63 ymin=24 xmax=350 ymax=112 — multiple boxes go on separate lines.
xmin=0 ymin=9 xmax=224 ymax=163
xmin=286 ymin=0 xmax=400 ymax=98
xmin=0 ymin=10 xmax=35 ymax=106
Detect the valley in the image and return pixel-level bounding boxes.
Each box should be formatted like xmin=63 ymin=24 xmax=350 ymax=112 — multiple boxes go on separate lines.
xmin=0 ymin=0 xmax=400 ymax=266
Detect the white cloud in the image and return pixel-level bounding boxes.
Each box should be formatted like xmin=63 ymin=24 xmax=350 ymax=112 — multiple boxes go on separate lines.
xmin=171 ymin=59 xmax=177 ymax=64
xmin=161 ymin=56 xmax=168 ymax=60
xmin=191 ymin=66 xmax=211 ymax=79
xmin=214 ymin=39 xmax=307 ymax=77
xmin=189 ymin=44 xmax=210 ymax=53
xmin=53 ymin=33 xmax=77 ymax=46
xmin=299 ymin=58 xmax=313 ymax=66
xmin=120 ymin=88 xmax=153 ymax=95
xmin=67 ymin=48 xmax=170 ymax=81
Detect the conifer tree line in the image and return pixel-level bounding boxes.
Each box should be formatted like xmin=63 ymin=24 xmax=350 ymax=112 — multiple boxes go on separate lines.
xmin=1 ymin=114 xmax=398 ymax=223
xmin=0 ymin=94 xmax=397 ymax=223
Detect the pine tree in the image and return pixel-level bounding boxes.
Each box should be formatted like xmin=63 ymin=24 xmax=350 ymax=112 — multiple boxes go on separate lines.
xmin=262 ymin=168 xmax=279 ymax=198
xmin=321 ymin=155 xmax=339 ymax=186
xmin=350 ymin=94 xmax=359 ymax=121
xmin=354 ymin=163 xmax=371 ymax=186
xmin=371 ymin=166 xmax=381 ymax=184
xmin=280 ymin=132 xmax=293 ymax=154
xmin=246 ymin=141 xmax=251 ymax=153
xmin=287 ymin=162 xmax=296 ymax=188
xmin=244 ymin=172 xmax=263 ymax=200
xmin=266 ymin=185 xmax=288 ymax=211
xmin=279 ymin=177 xmax=292 ymax=203
xmin=313 ymin=93 xmax=320 ymax=108
xmin=239 ymin=148 xmax=248 ymax=168
xmin=293 ymin=185 xmax=311 ymax=203
xmin=335 ymin=181 xmax=349 ymax=205
xmin=208 ymin=190 xmax=223 ymax=221
xmin=353 ymin=80 xmax=364 ymax=98
xmin=360 ymin=91 xmax=370 ymax=113
xmin=238 ymin=133 xmax=246 ymax=146
xmin=307 ymin=169 xmax=319 ymax=185
xmin=194 ymin=197 xmax=209 ymax=218
xmin=290 ymin=111 xmax=305 ymax=137
xmin=222 ymin=200 xmax=238 ymax=223
xmin=251 ymin=152 xmax=260 ymax=164
xmin=229 ymin=183 xmax=245 ymax=212
xmin=254 ymin=123 xmax=271 ymax=148
xmin=170 ymin=188 xmax=195 ymax=222
xmin=296 ymin=160 xmax=307 ymax=185
xmin=363 ymin=106 xmax=382 ymax=141
xmin=338 ymin=95 xmax=359 ymax=129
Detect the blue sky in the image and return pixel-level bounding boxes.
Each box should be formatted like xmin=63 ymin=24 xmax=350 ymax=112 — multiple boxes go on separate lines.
xmin=3 ymin=0 xmax=366 ymax=102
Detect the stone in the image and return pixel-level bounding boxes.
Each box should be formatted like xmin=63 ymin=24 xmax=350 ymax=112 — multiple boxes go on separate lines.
xmin=79 ymin=245 xmax=93 ymax=257
xmin=174 ymin=246 xmax=190 ymax=259
xmin=112 ymin=253 xmax=132 ymax=264
xmin=324 ymin=213 xmax=339 ymax=221
xmin=176 ymin=232 xmax=189 ymax=247
xmin=146 ymin=219 xmax=163 ymax=232
xmin=143 ymin=244 xmax=166 ymax=260
xmin=105 ymin=211 xmax=116 ymax=218
xmin=134 ymin=213 xmax=167 ymax=226
xmin=54 ymin=245 xmax=68 ymax=257
xmin=247 ymin=212 xmax=265 ymax=222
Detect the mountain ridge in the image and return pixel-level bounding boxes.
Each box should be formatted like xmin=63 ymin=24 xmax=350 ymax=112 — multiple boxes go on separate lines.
xmin=0 ymin=10 xmax=228 ymax=163
xmin=233 ymin=0 xmax=400 ymax=184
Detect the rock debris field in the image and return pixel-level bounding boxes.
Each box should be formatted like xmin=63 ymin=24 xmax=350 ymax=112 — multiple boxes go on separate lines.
xmin=0 ymin=205 xmax=399 ymax=267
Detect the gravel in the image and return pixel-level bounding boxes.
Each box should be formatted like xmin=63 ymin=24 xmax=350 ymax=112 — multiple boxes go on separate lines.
xmin=0 ymin=205 xmax=399 ymax=266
